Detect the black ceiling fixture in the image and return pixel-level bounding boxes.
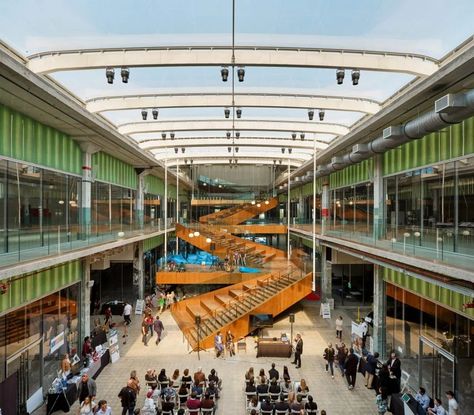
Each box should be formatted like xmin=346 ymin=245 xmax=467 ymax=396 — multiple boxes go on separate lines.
xmin=308 ymin=109 xmax=314 ymax=120
xmin=120 ymin=67 xmax=130 ymax=83
xmin=352 ymin=69 xmax=360 ymax=85
xmin=152 ymin=108 xmax=158 ymax=120
xmin=336 ymin=68 xmax=345 ymax=85
xmin=319 ymin=109 xmax=325 ymax=121
xmin=141 ymin=109 xmax=148 ymax=120
xmin=106 ymin=67 xmax=115 ymax=84
xmin=221 ymin=66 xmax=229 ymax=82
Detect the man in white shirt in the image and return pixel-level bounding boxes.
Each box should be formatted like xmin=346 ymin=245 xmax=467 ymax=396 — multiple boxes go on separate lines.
xmin=122 ymin=302 xmax=132 ymax=341
xmin=360 ymin=320 xmax=368 ymax=349
xmin=445 ymin=391 xmax=459 ymax=415
xmin=335 ymin=316 xmax=343 ymax=340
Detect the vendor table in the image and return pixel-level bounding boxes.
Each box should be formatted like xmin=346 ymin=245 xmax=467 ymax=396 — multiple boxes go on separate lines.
xmin=256 ymin=338 xmax=292 ymax=358
xmin=46 ymin=383 xmax=77 ymax=414
xmin=389 ymin=393 xmax=425 ymax=415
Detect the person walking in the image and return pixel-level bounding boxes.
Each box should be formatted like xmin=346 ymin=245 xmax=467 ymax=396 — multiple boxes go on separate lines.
xmin=153 ymin=315 xmax=164 ymax=345
xmin=323 ymin=343 xmax=336 ymax=378
xmin=77 ymin=373 xmax=97 ymax=404
xmin=336 ymin=343 xmax=348 ymax=377
xmin=122 ymin=302 xmax=132 ymax=342
xmin=141 ymin=315 xmax=152 ymax=346
xmin=292 ymin=333 xmax=303 ymax=368
xmin=118 ymin=380 xmax=137 ymax=415
xmin=345 ymin=348 xmax=359 ymax=390
xmin=335 ymin=315 xmax=344 ymax=340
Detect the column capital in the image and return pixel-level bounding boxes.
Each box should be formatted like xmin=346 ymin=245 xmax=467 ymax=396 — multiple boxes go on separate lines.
xmin=77 ymin=140 xmax=101 ymax=154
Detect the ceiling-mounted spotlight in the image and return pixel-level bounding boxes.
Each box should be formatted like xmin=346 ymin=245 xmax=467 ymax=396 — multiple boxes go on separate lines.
xmin=228 ymin=147 xmax=231 ymax=153
xmin=292 ymin=133 xmax=297 ymax=140
xmin=105 ymin=67 xmax=115 ymax=84
xmin=300 ymin=133 xmax=305 ymax=141
xmin=162 ymin=133 xmax=166 ymax=140
xmin=226 ymin=131 xmax=231 ymax=139
xmin=281 ymin=148 xmax=285 ymax=154
xmin=229 ymin=159 xmax=232 ymax=165
xmin=308 ymin=109 xmax=314 ymax=120
xmin=170 ymin=132 xmax=175 ymax=140
xmin=221 ymin=66 xmax=229 ymax=82
xmin=141 ymin=109 xmax=148 ymax=121
xmin=279 ymin=159 xmax=282 ymax=164
xmin=224 ymin=108 xmax=230 ymax=118
xmin=319 ymin=109 xmax=325 ymax=121
xmin=174 ymin=147 xmax=178 ymax=154
xmin=120 ymin=67 xmax=130 ymax=83
xmin=235 ymin=131 xmax=240 ymax=139
xmin=190 ymin=159 xmax=193 ymax=165
xmin=152 ymin=108 xmax=159 ymax=120
xmin=181 ymin=147 xmax=185 ymax=153
xmin=236 ymin=108 xmax=242 ymax=119
xmin=336 ymin=68 xmax=345 ymax=85
xmin=288 ymin=148 xmax=292 ymax=154
xmin=184 ymin=159 xmax=188 ymax=164
xmin=234 ymin=159 xmax=238 ymax=164
xmin=235 ymin=147 xmax=239 ymax=153
xmin=273 ymin=159 xmax=277 ymax=165
xmin=351 ymin=69 xmax=360 ymax=85
xmin=237 ymin=67 xmax=245 ymax=82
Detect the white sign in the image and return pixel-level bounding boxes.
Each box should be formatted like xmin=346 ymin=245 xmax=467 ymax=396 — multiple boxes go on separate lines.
xmin=135 ymin=299 xmax=145 ymax=315
xmin=320 ymin=303 xmax=331 ymax=319
xmin=108 ymin=330 xmax=120 ymax=363
xmin=50 ymin=332 xmax=65 ymax=354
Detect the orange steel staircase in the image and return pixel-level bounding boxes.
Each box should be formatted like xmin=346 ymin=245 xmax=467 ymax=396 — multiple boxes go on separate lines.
xmin=171 ymin=270 xmax=312 ymax=351
xmin=199 ymin=197 xmax=279 ymax=225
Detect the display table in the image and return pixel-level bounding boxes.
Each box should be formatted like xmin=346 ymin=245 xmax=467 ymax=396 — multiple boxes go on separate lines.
xmin=256 ymin=338 xmax=291 ymax=358
xmin=389 ymin=393 xmax=425 ymax=415
xmin=85 ymin=349 xmax=110 ymax=379
xmin=46 ymin=383 xmax=77 ymax=414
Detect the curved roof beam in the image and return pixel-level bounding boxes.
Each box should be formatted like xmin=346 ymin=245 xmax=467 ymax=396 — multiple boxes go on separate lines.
xmin=27 ymin=46 xmax=439 ymax=77
xmin=86 ymin=91 xmax=381 ymax=115
xmin=118 ymin=119 xmax=349 ymax=136
xmin=139 ymin=137 xmax=328 ymax=151
xmin=161 ymin=158 xmax=303 ymax=167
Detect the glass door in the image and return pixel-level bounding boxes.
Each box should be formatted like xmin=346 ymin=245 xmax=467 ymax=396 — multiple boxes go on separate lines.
xmin=419 ymin=336 xmax=455 ymax=399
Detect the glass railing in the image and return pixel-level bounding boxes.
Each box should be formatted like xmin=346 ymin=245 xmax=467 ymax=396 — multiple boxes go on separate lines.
xmin=290 ymin=221 xmax=474 ymax=271
xmin=0 ymin=218 xmax=176 ymax=269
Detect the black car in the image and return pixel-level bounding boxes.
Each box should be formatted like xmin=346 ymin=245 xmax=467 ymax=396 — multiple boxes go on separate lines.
xmin=100 ymin=300 xmax=126 ymax=315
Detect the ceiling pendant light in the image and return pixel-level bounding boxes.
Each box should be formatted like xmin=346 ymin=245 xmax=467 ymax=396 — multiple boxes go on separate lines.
xmin=224 ymin=108 xmax=230 ymax=118
xmin=141 ymin=109 xmax=148 ymax=120
xmin=105 ymin=67 xmax=115 ymax=84
xmin=194 ymin=231 xmax=200 ymax=237
xmin=152 ymin=108 xmax=159 ymax=120
xmin=170 ymin=132 xmax=175 ymax=140
xmin=336 ymin=68 xmax=345 ymax=85
xmin=351 ymin=69 xmax=360 ymax=85
xmin=288 ymin=148 xmax=292 ymax=154
xmin=237 ymin=67 xmax=245 ymax=82
xmin=226 ymin=131 xmax=231 ymax=139
xmin=221 ymin=66 xmax=229 ymax=82
xmin=162 ymin=133 xmax=167 ymax=140
xmin=236 ymin=108 xmax=242 ymax=118
xmin=300 ymin=133 xmax=305 ymax=141
xmin=120 ymin=67 xmax=130 ymax=83
xmin=319 ymin=109 xmax=325 ymax=121
xmin=308 ymin=109 xmax=314 ymax=120
xmin=235 ymin=131 xmax=240 ymax=139
xmin=292 ymin=133 xmax=297 ymax=140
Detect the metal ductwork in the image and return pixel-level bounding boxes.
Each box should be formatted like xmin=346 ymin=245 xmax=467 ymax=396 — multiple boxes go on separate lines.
xmin=308 ymin=88 xmax=474 ymax=182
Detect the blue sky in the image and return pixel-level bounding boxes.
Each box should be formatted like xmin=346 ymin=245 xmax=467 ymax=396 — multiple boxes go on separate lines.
xmin=1 ymin=0 xmax=473 ymax=153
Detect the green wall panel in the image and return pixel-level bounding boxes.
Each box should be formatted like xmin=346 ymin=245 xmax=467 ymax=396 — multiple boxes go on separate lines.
xmin=0 ymin=260 xmax=83 ymax=314
xmin=0 ymin=104 xmax=82 ymax=174
xmin=329 ymin=158 xmax=373 ymax=189
xmin=383 ymin=267 xmax=474 ymax=319
xmin=144 ymin=175 xmax=164 ymax=196
xmin=383 ymin=117 xmax=474 ymax=176
xmin=92 ymin=151 xmax=138 ymax=189
xmin=143 ymin=235 xmax=165 ymax=252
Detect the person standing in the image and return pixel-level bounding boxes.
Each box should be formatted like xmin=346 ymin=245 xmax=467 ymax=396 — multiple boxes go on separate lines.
xmin=118 ymin=381 xmax=137 ymax=415
xmin=361 ymin=319 xmax=369 ymax=349
xmin=386 ymin=351 xmax=402 ymax=391
xmin=445 ymin=391 xmax=459 ymax=415
xmin=82 ymin=336 xmax=92 ymax=358
xmin=214 ymin=331 xmax=224 ymax=358
xmin=336 ymin=343 xmax=348 ymax=377
xmin=335 ymin=315 xmax=344 ymax=340
xmin=153 ymin=315 xmax=164 ymax=345
xmin=123 ymin=302 xmax=132 ymax=341
xmin=77 ymin=373 xmax=97 ymax=404
xmin=345 ymin=348 xmax=359 ymax=390
xmin=323 ymin=343 xmax=336 ymax=378
xmin=365 ymin=352 xmax=379 ymax=389
xmin=141 ymin=315 xmax=150 ymax=346
xmin=104 ymin=306 xmax=113 ymax=327
xmin=225 ymin=330 xmax=235 ymax=356
xmin=292 ymin=333 xmax=303 ymax=368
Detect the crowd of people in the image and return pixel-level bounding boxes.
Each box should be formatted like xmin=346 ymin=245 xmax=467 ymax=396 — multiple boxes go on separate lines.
xmin=244 ymin=363 xmax=325 ymax=414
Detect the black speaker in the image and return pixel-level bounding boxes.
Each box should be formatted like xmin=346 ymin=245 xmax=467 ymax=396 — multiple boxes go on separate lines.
xmin=195 ymin=315 xmax=201 ymax=325
xmin=289 ymin=313 xmax=295 ymax=323
xmin=210 ymin=243 xmax=216 ymax=251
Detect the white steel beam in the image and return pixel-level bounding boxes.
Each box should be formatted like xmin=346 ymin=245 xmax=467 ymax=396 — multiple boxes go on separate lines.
xmin=160 ymin=158 xmax=304 ymax=167
xmin=27 ymin=46 xmax=438 ymax=77
xmin=118 ymin=119 xmax=349 ymax=136
xmin=86 ymin=91 xmax=381 ymax=114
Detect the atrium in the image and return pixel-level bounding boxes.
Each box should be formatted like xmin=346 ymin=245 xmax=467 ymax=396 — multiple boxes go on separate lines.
xmin=0 ymin=1 xmax=473 ymax=415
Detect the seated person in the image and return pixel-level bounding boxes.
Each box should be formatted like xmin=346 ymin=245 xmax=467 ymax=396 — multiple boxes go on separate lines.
xmin=247 ymin=396 xmax=261 ymax=413
xmin=428 ymin=398 xmax=447 ymax=415
xmin=305 ymin=395 xmax=318 ymax=413
xmin=290 ymin=395 xmax=304 ymax=413
xmin=261 ymin=397 xmax=274 ymax=413
xmin=194 ymin=367 xmax=206 ymax=386
xmin=415 ymin=387 xmax=430 ymax=411
xmin=161 ymin=395 xmax=175 ymax=413
xmin=296 ymin=378 xmax=309 ymax=397
xmin=257 ymin=369 xmax=267 ymax=385
xmin=257 ymin=378 xmax=270 ymax=400
xmin=245 ymin=378 xmax=257 ymax=395
xmin=206 ymin=381 xmax=219 ymax=399
xmin=144 ymin=369 xmax=158 ymax=388
xmin=280 ymin=378 xmax=293 ymax=395
xmin=208 ymin=368 xmax=222 ymax=389
xmin=200 ymin=392 xmax=215 ymax=413
xmin=158 ymin=368 xmax=168 ymax=383
xmin=177 ymin=383 xmax=189 ymax=405
xmin=162 ymin=381 xmax=176 ymax=400
xmin=269 ymin=379 xmax=281 ymax=397
xmin=269 ymin=363 xmax=279 ymax=381
xmin=181 ymin=368 xmax=193 ymax=386
xmin=186 ymin=392 xmax=201 ymax=410
xmin=191 ymin=381 xmax=203 ymax=397
xmin=245 ymin=367 xmax=255 ymax=382
xmin=274 ymin=394 xmax=290 ymax=412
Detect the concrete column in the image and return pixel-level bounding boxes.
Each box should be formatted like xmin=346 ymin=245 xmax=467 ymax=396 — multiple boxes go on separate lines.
xmin=135 ymin=169 xmax=149 ymax=230
xmin=298 ymin=192 xmax=304 ymax=221
xmin=321 ymin=183 xmax=330 ymax=235
xmin=135 ymin=241 xmax=145 ymax=299
xmin=373 ymin=155 xmax=384 ymax=241
xmin=81 ymin=257 xmax=92 ymax=340
xmin=372 ymin=264 xmax=386 ymax=357
xmin=79 ymin=143 xmax=100 ymax=239
xmin=321 ymin=245 xmax=333 ymax=301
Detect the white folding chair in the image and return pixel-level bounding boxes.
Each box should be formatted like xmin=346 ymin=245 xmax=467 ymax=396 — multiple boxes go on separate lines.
xmin=201 ymin=408 xmax=214 ymax=415
xmin=306 ymin=409 xmax=318 ymax=414
xmin=261 ymin=410 xmax=273 ymax=415
xmin=275 ymin=410 xmax=289 ymax=415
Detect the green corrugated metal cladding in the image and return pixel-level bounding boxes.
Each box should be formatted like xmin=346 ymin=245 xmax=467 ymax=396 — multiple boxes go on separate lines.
xmin=92 ymin=151 xmax=138 ymax=189
xmin=0 ymin=260 xmax=83 ymax=314
xmin=0 ymin=104 xmax=82 ymax=174
xmin=144 ymin=175 xmax=164 ymax=196
xmin=143 ymin=235 xmax=165 ymax=252
xmin=330 ymin=158 xmax=373 ymax=189
xmin=383 ymin=267 xmax=473 ymax=319
xmin=383 ymin=116 xmax=474 ymax=176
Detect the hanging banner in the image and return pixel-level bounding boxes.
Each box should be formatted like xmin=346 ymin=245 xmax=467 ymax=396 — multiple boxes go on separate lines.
xmin=135 ymin=299 xmax=145 ymax=315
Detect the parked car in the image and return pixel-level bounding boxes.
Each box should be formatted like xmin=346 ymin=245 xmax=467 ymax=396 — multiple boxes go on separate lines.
xmin=100 ymin=300 xmax=126 ymax=315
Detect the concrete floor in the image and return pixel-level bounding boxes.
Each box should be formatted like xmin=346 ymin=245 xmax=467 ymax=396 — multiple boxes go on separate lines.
xmin=49 ymin=300 xmax=382 ymax=415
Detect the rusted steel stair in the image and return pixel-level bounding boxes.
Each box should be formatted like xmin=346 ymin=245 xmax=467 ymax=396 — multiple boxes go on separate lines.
xmin=170 ymin=270 xmax=313 ymax=351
